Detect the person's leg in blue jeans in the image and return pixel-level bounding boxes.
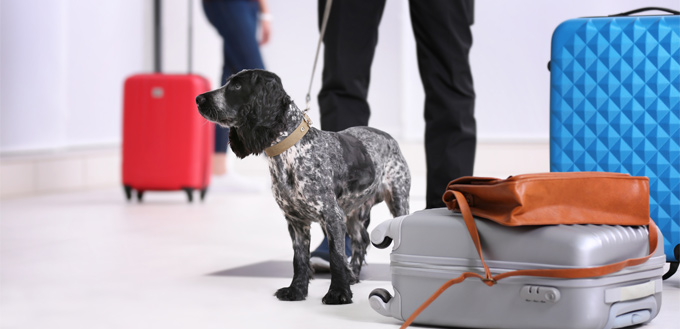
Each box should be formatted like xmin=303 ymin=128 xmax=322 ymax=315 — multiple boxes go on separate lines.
xmin=203 ymin=0 xmax=265 ymax=175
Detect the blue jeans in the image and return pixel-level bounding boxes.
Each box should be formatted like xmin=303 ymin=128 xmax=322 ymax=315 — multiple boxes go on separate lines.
xmin=203 ymin=0 xmax=265 ymax=153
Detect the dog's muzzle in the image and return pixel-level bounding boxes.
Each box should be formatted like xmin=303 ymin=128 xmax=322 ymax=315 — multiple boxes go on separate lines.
xmin=195 ymin=94 xmax=213 ymax=119
xmin=196 ymin=94 xmax=232 ymax=126
xmin=195 ymin=94 xmax=208 ymax=107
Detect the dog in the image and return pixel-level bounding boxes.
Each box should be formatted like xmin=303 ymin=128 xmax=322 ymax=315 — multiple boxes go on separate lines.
xmin=196 ymin=69 xmax=410 ymax=304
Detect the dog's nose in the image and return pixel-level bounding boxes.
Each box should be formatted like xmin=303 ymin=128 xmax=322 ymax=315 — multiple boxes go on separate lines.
xmin=196 ymin=94 xmax=207 ymax=106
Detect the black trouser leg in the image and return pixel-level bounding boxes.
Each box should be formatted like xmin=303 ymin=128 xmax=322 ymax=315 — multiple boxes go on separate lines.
xmin=409 ymin=0 xmax=477 ymax=209
xmin=317 ymin=0 xmax=387 ymax=132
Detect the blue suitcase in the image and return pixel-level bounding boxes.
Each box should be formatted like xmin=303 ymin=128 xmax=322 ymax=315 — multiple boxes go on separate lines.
xmin=549 ymin=7 xmax=680 ymax=277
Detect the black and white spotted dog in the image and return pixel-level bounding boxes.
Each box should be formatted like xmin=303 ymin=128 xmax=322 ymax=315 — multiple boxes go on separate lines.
xmin=196 ymin=69 xmax=410 ymax=304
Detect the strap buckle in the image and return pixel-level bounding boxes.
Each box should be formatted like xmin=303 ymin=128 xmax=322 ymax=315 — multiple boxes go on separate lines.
xmin=481 ymin=277 xmax=497 ymax=286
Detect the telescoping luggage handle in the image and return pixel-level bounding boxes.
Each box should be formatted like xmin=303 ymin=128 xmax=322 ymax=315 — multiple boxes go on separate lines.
xmin=153 ymin=0 xmax=196 ymax=74
xmin=398 ymin=174 xmax=660 ymax=329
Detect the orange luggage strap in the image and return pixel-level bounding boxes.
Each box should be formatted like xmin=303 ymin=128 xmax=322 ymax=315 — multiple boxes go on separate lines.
xmin=399 ymin=190 xmax=659 ymax=329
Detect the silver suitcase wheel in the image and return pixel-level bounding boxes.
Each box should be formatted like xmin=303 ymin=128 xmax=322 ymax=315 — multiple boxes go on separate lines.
xmin=369 ymin=288 xmax=393 ymax=317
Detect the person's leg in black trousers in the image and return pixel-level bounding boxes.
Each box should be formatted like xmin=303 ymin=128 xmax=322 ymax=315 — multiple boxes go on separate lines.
xmin=311 ymin=0 xmax=387 ymax=271
xmin=409 ymin=0 xmax=477 ymax=209
xmin=317 ymin=0 xmax=387 ymax=131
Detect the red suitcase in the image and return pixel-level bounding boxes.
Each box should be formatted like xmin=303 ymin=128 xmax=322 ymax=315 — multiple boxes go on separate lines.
xmin=121 ymin=0 xmax=213 ymax=202
xmin=122 ymin=74 xmax=213 ymax=202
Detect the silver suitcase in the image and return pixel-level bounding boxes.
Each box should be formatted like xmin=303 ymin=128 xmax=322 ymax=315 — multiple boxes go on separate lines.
xmin=369 ymin=208 xmax=665 ymax=329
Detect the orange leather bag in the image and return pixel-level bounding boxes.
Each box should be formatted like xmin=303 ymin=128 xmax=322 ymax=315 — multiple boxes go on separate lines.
xmin=400 ymin=172 xmax=659 ymax=329
xmin=443 ymin=172 xmax=651 ymax=226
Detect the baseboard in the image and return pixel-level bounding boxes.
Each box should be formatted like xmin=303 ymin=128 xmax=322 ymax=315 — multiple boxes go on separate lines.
xmin=0 ymin=140 xmax=550 ymax=199
xmin=0 ymin=146 xmax=122 ymax=199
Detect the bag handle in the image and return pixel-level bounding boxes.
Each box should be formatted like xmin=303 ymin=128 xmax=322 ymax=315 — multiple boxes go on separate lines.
xmin=549 ymin=7 xmax=679 ymax=71
xmin=609 ymin=7 xmax=680 ymax=17
xmin=399 ymin=190 xmax=659 ymax=329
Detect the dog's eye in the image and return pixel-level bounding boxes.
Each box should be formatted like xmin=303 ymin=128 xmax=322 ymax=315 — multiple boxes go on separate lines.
xmin=231 ymin=83 xmax=241 ymax=90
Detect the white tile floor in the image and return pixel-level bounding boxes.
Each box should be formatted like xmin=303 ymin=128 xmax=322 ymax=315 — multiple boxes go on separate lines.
xmin=2 ymin=143 xmax=679 ymax=329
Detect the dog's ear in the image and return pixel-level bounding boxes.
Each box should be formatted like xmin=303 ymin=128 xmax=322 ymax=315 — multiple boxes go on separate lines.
xmin=228 ymin=127 xmax=251 ymax=159
xmin=259 ymin=73 xmax=292 ymax=111
xmin=238 ymin=71 xmax=290 ymax=123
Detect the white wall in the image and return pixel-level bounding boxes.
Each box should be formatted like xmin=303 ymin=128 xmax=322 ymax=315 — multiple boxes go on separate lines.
xmin=0 ymin=0 xmax=148 ymax=153
xmin=2 ymin=0 xmax=678 ymax=153
xmin=403 ymin=0 xmax=680 ymax=141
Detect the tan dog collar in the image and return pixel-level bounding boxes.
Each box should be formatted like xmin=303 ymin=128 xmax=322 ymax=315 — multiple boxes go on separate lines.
xmin=264 ymin=114 xmax=312 ymax=157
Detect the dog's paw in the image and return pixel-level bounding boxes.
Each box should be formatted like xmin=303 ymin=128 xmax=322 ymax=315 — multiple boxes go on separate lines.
xmin=275 ymin=286 xmax=306 ymax=301
xmin=322 ymin=288 xmax=353 ymax=305
xmin=350 ymin=266 xmax=361 ymax=285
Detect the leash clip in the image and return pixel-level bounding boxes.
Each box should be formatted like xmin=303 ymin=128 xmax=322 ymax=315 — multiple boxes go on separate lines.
xmin=302 ymin=112 xmax=313 ymax=126
xmin=302 ymin=96 xmax=313 ymax=126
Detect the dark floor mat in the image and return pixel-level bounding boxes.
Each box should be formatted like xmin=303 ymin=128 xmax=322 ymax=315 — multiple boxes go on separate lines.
xmin=210 ymin=260 xmax=391 ymax=281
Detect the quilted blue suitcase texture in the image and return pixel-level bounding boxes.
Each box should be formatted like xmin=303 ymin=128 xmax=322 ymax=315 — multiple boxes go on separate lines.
xmin=549 ymin=8 xmax=680 ymax=265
